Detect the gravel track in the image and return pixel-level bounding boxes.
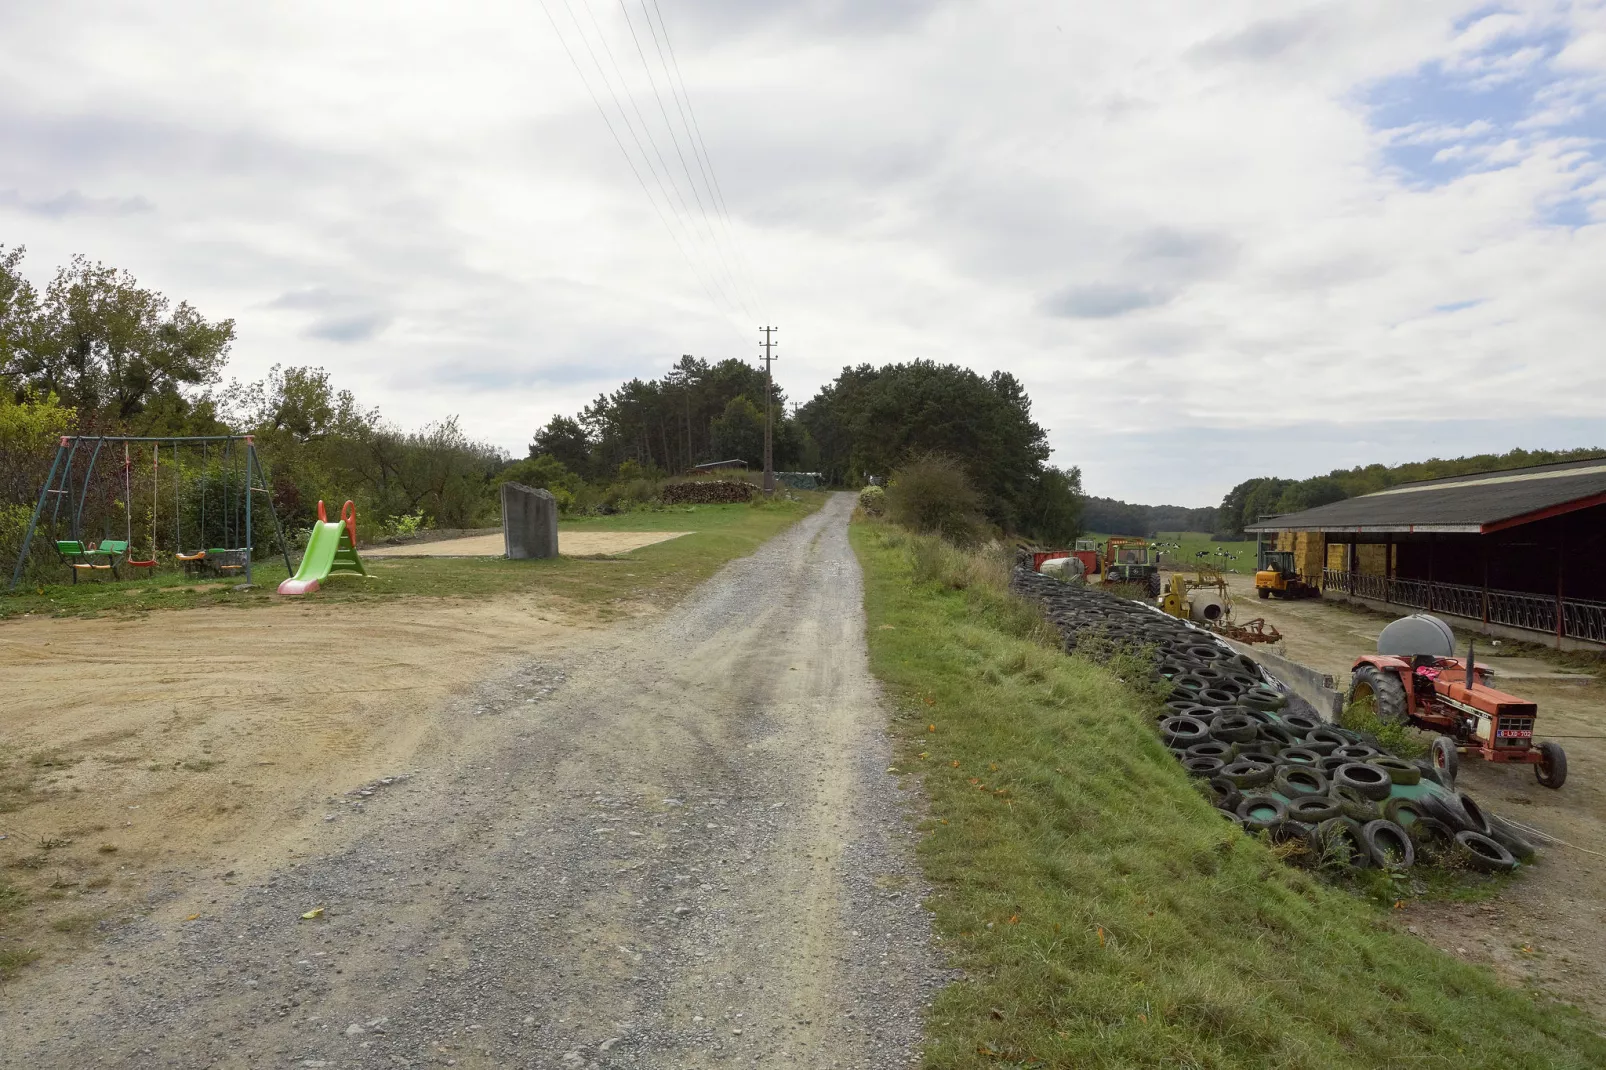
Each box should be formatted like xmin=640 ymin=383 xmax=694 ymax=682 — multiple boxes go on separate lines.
xmin=2 ymin=493 xmax=946 ymax=1068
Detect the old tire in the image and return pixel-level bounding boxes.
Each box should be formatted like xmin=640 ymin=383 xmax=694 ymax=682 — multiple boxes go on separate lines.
xmin=1430 ymin=736 xmax=1459 ymax=788
xmin=1258 ymin=587 xmax=1270 ymax=599
xmin=1333 ymin=762 xmax=1393 ymax=801
xmin=1368 ymin=756 xmax=1422 ymax=786
xmin=1314 ymin=817 xmax=1371 ymax=870
xmin=1222 ymin=758 xmax=1275 ymax=789
xmin=1349 ymin=663 xmax=1409 ymax=725
xmin=1536 ymin=741 xmax=1567 ymax=789
xmin=1236 ymin=794 xmax=1288 ymax=832
xmin=1486 ymin=814 xmax=1539 ymax=864
xmin=1287 ymin=795 xmax=1341 ymax=824
xmin=1453 ymin=831 xmax=1518 ymax=873
xmin=1273 ymin=766 xmax=1330 ymax=798
xmin=1362 ymin=819 xmax=1416 ymax=869
xmin=1330 ymin=784 xmax=1381 ymax=822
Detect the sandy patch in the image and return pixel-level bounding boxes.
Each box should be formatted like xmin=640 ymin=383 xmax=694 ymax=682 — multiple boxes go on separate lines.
xmin=0 ymin=594 xmax=599 ymax=965
xmin=364 ymin=530 xmax=691 ymax=558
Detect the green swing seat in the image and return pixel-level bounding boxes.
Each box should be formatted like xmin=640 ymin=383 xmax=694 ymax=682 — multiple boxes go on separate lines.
xmin=56 ymin=539 xmax=128 ymax=583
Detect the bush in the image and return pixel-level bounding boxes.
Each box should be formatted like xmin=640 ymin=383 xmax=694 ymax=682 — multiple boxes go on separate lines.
xmin=858 ymin=485 xmax=886 ymax=516
xmin=885 ymin=454 xmax=986 ymax=545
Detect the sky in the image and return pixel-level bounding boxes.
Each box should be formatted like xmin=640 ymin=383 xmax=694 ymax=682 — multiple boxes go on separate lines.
xmin=1 ymin=0 xmax=1603 ymax=506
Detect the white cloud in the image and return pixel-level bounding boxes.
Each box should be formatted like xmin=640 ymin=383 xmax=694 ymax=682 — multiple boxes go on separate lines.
xmin=1 ymin=0 xmax=1602 ymax=506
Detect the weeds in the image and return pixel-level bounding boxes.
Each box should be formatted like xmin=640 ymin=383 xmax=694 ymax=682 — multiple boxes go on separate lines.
xmin=1339 ymin=699 xmax=1429 ymax=759
xmin=0 ymin=948 xmax=41 ymax=980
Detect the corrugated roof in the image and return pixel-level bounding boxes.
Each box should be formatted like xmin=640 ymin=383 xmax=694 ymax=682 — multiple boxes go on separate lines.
xmin=1245 ymin=457 xmax=1606 ymax=534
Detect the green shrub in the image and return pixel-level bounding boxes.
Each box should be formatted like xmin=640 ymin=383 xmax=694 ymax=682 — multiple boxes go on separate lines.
xmin=858 ymin=485 xmax=886 ymax=516
xmin=885 ymin=454 xmax=987 ymax=545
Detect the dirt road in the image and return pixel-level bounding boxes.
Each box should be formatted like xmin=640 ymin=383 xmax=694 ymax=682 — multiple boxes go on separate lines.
xmin=1220 ymin=574 xmax=1606 ymax=1017
xmin=1 ymin=493 xmax=942 ymax=1067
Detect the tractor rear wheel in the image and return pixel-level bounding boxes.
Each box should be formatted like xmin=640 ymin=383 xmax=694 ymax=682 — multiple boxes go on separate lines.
xmin=1348 ymin=664 xmax=1409 ymax=726
xmin=1430 ymin=736 xmax=1459 ymax=789
xmin=1536 ymin=741 xmax=1567 ymax=789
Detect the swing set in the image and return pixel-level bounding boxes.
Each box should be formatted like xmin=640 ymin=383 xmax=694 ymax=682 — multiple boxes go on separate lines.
xmin=7 ymin=434 xmax=293 ymax=591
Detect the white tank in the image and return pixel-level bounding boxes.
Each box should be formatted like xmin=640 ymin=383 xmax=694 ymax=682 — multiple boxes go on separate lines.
xmin=1377 ymin=614 xmax=1456 ymax=657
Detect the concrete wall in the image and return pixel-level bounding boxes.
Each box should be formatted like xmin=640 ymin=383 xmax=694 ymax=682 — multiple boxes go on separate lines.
xmin=1221 ymin=637 xmax=1346 ymax=722
xmin=501 ymin=482 xmax=559 ymax=560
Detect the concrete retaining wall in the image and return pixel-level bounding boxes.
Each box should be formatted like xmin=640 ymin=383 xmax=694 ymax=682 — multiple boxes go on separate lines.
xmin=1220 ymin=637 xmax=1346 ymax=723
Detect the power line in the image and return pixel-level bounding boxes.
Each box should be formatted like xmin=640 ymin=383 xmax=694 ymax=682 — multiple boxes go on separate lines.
xmin=642 ymin=0 xmax=769 ymax=314
xmin=539 ymin=0 xmax=747 ymax=339
xmin=557 ymin=0 xmax=745 ymax=322
xmin=614 ymin=0 xmax=754 ymax=321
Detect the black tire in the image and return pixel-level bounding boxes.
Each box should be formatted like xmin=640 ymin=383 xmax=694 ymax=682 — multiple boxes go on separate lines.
xmin=1453 ymin=830 xmax=1518 ymax=873
xmin=1430 ymin=736 xmax=1459 ymax=788
xmin=1362 ymin=819 xmax=1416 ymax=869
xmin=1382 ymin=797 xmax=1424 ymax=828
xmin=1407 ymin=816 xmax=1457 ymax=859
xmin=1333 ymin=743 xmax=1380 ymax=761
xmin=1287 ymin=795 xmax=1341 ymax=824
xmin=1258 ymin=587 xmax=1270 ymax=600
xmin=1330 ymin=784 xmax=1381 ymax=822
xmin=1258 ymin=723 xmax=1301 ymax=749
xmin=1333 ymin=762 xmax=1393 ymax=802
xmin=1314 ymin=817 xmax=1370 ymax=870
xmin=1160 ymin=715 xmax=1212 ymax=748
xmin=1223 ymin=758 xmax=1275 ymax=789
xmin=1236 ymin=794 xmax=1288 ymax=832
xmin=1197 ymin=688 xmax=1240 ymax=708
xmin=1486 ymin=814 xmax=1539 ymax=863
xmin=1213 ymin=714 xmax=1259 ymax=745
xmin=1186 ymin=741 xmax=1236 ymax=761
xmin=1368 ymin=756 xmax=1422 ymax=786
xmin=1307 ymin=728 xmax=1348 ymax=750
xmin=1536 ymin=741 xmax=1567 ymax=789
xmin=1348 ymin=663 xmax=1409 ymax=725
xmin=1274 ymin=766 xmax=1330 ymax=798
xmin=1241 ymin=685 xmax=1287 ymax=711
xmin=1217 ymin=808 xmax=1247 ymax=828
xmin=1279 ymin=746 xmax=1325 ymax=767
xmin=1183 ymin=756 xmax=1226 ymax=777
xmin=1280 ymin=713 xmax=1323 ymax=736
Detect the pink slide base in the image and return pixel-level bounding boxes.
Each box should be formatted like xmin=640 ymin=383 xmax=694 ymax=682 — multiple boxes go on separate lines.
xmin=276 ymin=578 xmax=321 ymax=596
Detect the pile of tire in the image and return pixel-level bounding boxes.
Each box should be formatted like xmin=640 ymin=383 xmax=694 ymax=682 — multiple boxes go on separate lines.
xmin=1012 ymin=562 xmax=1533 ymax=874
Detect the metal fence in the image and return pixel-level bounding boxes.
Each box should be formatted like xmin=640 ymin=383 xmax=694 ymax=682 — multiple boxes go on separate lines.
xmin=1321 ymin=569 xmax=1604 ymax=644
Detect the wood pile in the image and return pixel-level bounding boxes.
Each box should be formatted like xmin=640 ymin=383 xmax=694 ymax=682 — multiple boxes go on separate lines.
xmin=661 ymin=480 xmax=755 ymax=505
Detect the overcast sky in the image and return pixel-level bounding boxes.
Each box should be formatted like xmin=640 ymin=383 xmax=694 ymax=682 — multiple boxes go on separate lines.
xmin=2 ymin=1 xmax=1602 ymax=505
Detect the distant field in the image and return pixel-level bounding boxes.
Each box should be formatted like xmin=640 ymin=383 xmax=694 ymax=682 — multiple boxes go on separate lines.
xmin=1082 ymin=530 xmax=1260 ymax=574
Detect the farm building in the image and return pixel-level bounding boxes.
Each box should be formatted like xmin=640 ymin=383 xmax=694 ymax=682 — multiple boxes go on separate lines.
xmin=1247 ymin=457 xmax=1606 ymax=650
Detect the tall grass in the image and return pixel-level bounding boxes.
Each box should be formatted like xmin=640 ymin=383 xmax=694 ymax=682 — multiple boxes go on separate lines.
xmin=852 ymin=517 xmax=1605 ymax=1069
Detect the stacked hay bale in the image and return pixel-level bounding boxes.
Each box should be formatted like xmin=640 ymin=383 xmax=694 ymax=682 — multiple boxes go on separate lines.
xmin=661 ymin=480 xmax=756 ymax=505
xmin=1012 ymin=561 xmax=1534 ymax=874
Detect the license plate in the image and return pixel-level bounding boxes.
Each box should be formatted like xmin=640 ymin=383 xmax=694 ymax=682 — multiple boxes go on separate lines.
xmin=1497 ymin=729 xmax=1533 ymax=739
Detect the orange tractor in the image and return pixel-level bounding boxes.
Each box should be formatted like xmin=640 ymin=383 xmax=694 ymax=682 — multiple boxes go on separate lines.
xmin=1348 ymin=614 xmax=1566 ymax=789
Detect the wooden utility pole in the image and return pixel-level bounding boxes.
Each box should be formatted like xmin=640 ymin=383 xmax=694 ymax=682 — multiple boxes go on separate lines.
xmin=759 ymin=326 xmax=778 ymax=496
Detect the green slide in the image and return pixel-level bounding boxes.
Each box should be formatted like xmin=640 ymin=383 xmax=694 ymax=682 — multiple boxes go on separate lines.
xmin=277 ymin=500 xmax=367 ymax=595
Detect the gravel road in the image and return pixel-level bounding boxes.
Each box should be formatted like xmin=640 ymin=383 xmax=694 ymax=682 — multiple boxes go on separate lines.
xmin=2 ymin=492 xmax=947 ymax=1068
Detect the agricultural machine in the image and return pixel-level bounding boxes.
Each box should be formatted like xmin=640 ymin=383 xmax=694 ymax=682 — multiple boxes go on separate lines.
xmin=1102 ymin=537 xmax=1161 ymax=597
xmin=1158 ymin=569 xmax=1283 ymax=644
xmin=1254 ymin=549 xmax=1320 ymax=600
xmin=1348 ymin=614 xmax=1567 ymax=789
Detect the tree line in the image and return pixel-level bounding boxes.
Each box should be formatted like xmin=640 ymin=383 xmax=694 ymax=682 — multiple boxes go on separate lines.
xmin=4 ymin=245 xmax=1085 ymax=566
xmin=1080 ymin=497 xmax=1219 ymax=537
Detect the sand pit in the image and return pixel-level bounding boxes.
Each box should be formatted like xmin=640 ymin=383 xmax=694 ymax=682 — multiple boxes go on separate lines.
xmin=365 ymin=530 xmax=690 ymax=558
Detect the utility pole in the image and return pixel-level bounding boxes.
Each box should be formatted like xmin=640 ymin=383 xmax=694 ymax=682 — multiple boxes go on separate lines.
xmin=759 ymin=326 xmax=778 ymax=497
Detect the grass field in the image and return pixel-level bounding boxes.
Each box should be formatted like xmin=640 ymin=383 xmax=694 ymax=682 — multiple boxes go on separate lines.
xmin=852 ymin=520 xmax=1606 ymax=1069
xmin=0 ymin=496 xmax=822 ymax=621
xmin=1082 ymin=530 xmax=1260 ymax=574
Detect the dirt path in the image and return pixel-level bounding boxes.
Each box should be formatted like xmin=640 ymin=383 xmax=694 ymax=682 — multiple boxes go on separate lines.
xmin=1219 ymin=574 xmax=1606 ymax=1017
xmin=1 ymin=493 xmax=942 ymax=1067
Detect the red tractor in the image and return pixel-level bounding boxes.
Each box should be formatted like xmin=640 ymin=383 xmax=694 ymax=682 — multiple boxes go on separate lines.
xmin=1348 ymin=614 xmax=1566 ymax=789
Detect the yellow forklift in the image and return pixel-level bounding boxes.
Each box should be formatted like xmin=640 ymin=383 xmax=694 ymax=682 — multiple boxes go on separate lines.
xmin=1254 ymin=549 xmax=1320 ymax=600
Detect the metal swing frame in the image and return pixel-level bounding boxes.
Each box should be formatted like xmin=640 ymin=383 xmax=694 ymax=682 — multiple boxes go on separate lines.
xmin=8 ymin=434 xmax=293 ymax=591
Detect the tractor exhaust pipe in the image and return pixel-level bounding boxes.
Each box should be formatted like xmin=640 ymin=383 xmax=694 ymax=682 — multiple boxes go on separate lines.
xmin=1465 ymin=640 xmax=1475 ymax=689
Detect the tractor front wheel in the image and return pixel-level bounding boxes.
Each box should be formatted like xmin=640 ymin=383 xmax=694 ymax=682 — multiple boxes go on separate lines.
xmin=1258 ymin=588 xmax=1270 ymax=600
xmin=1431 ymin=736 xmax=1459 ymax=789
xmin=1349 ymin=664 xmax=1409 ymax=726
xmin=1536 ymin=741 xmax=1568 ymax=789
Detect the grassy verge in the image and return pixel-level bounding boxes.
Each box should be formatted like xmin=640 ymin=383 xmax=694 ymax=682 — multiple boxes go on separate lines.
xmin=0 ymin=496 xmax=822 ymax=621
xmin=852 ymin=520 xmax=1606 ymax=1069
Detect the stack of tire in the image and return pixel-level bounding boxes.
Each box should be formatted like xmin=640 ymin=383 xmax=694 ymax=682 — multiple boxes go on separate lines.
xmin=1012 ymin=562 xmax=1533 ymax=874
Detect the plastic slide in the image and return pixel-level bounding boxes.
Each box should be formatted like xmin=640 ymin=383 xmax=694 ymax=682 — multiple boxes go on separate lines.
xmin=278 ymin=500 xmax=367 ymax=595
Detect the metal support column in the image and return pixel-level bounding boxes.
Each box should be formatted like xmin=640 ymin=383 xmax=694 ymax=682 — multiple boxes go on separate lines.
xmin=8 ymin=439 xmax=70 ymax=591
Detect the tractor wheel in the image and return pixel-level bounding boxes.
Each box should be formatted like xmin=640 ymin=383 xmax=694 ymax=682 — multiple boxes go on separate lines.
xmin=1257 ymin=587 xmax=1270 ymax=600
xmin=1430 ymin=736 xmax=1459 ymax=788
xmin=1348 ymin=664 xmax=1409 ymax=725
xmin=1536 ymin=741 xmax=1568 ymax=790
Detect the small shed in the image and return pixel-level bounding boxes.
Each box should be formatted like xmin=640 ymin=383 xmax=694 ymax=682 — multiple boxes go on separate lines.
xmin=1246 ymin=458 xmax=1606 ymax=650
